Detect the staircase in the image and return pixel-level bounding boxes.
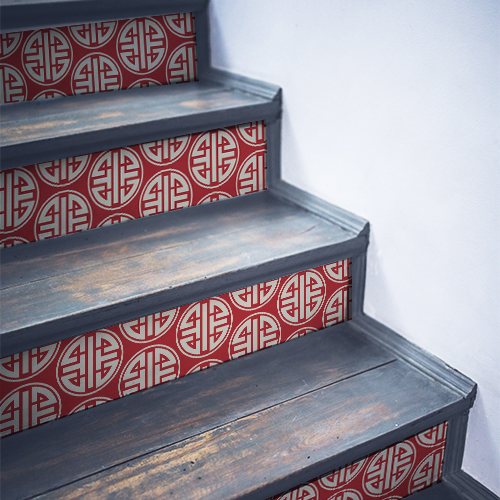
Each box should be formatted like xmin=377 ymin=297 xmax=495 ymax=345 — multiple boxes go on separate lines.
xmin=0 ymin=1 xmax=493 ymax=499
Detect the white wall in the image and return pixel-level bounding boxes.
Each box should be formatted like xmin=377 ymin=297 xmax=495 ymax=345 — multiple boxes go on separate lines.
xmin=209 ymin=0 xmax=500 ymax=494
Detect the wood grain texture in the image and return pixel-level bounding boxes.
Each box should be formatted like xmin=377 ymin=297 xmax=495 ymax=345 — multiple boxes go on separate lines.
xmin=0 ymin=78 xmax=281 ymax=170
xmin=0 ymin=324 xmax=394 ymax=500
xmin=30 ymin=360 xmax=460 ymax=500
xmin=0 ymin=191 xmax=365 ymax=356
xmin=0 ymin=0 xmax=208 ymax=33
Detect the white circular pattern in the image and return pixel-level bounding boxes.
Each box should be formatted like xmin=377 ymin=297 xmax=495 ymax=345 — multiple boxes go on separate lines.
xmin=189 ymin=128 xmax=239 ymax=188
xmin=166 ymin=41 xmax=197 ymax=84
xmin=57 ymin=330 xmax=123 ymax=396
xmin=22 ymin=29 xmax=72 ymax=85
xmin=120 ymin=309 xmax=178 ymax=343
xmin=89 ymin=148 xmax=142 ymax=209
xmin=35 ymin=191 xmax=92 ymax=240
xmin=323 ymin=286 xmax=350 ymax=328
xmin=362 ymin=442 xmax=416 ymax=497
xmin=229 ymin=313 xmax=281 ymax=360
xmin=236 ymin=150 xmax=266 ymax=195
xmin=71 ymin=53 xmax=122 ymax=95
xmin=236 ymin=121 xmax=266 ymax=146
xmin=0 ymin=342 xmax=59 ymax=381
xmin=278 ymin=270 xmax=326 ymax=325
xmin=409 ymin=448 xmax=445 ymax=494
xmin=0 ymin=383 xmax=61 ymax=437
xmin=319 ymin=458 xmax=366 ymax=490
xmin=230 ymin=279 xmax=280 ymax=310
xmin=140 ymin=169 xmax=192 ymax=217
xmin=36 ymin=155 xmax=90 ymax=186
xmin=177 ymin=298 xmax=232 ymax=358
xmin=97 ymin=213 xmax=135 ymax=227
xmin=119 ymin=345 xmax=180 ymax=397
xmin=278 ymin=484 xmax=319 ymax=500
xmin=0 ymin=63 xmax=27 ymax=103
xmin=140 ymin=135 xmax=191 ymax=166
xmin=324 ymin=259 xmax=351 ymax=282
xmin=0 ymin=32 xmax=22 ymax=59
xmin=164 ymin=13 xmax=196 ymax=38
xmin=69 ymin=22 xmax=117 ymax=48
xmin=415 ymin=423 xmax=447 ymax=447
xmin=0 ymin=168 xmax=38 ymax=232
xmin=117 ymin=18 xmax=167 ymax=74
xmin=69 ymin=397 xmax=112 ymax=415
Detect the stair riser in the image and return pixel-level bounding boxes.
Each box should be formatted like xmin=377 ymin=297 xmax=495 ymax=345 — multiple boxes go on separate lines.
xmin=0 ymin=120 xmax=267 ymax=246
xmin=0 ymin=13 xmax=197 ymax=104
xmin=0 ymin=258 xmax=352 ymax=437
xmin=269 ymin=422 xmax=448 ymax=500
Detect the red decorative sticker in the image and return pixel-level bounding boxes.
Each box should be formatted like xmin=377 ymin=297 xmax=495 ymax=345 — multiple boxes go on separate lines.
xmin=0 ymin=13 xmax=197 ymax=104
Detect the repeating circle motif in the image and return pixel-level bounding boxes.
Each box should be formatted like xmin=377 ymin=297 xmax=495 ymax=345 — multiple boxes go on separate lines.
xmin=0 ymin=342 xmax=60 ymax=381
xmin=177 ymin=298 xmax=233 ymax=358
xmin=69 ymin=21 xmax=117 ymax=48
xmin=56 ymin=330 xmax=123 ymax=396
xmin=120 ymin=309 xmax=178 ymax=343
xmin=117 ymin=18 xmax=167 ymax=74
xmin=0 ymin=63 xmax=27 ymax=103
xmin=278 ymin=270 xmax=326 ymax=325
xmin=119 ymin=345 xmax=180 ymax=397
xmin=36 ymin=155 xmax=90 ymax=187
xmin=22 ymin=29 xmax=72 ymax=85
xmin=0 ymin=32 xmax=22 ymax=59
xmin=0 ymin=168 xmax=38 ymax=232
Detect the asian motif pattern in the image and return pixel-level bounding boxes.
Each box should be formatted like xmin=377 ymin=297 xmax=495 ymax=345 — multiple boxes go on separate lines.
xmin=0 ymin=120 xmax=267 ymax=247
xmin=0 ymin=13 xmax=197 ymax=104
xmin=0 ymin=258 xmax=352 ymax=437
xmin=269 ymin=422 xmax=448 ymax=500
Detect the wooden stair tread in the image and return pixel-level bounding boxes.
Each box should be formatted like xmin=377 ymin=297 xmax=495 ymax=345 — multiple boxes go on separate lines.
xmin=0 ymin=190 xmax=366 ymax=356
xmin=0 ymin=321 xmax=475 ymax=500
xmin=0 ymin=75 xmax=280 ymax=170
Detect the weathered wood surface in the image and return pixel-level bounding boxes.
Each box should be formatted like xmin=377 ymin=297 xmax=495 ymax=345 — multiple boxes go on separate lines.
xmin=0 ymin=78 xmax=280 ymax=170
xmin=0 ymin=192 xmax=365 ymax=356
xmin=29 ymin=359 xmax=460 ymax=500
xmin=1 ymin=0 xmax=207 ymax=33
xmin=0 ymin=325 xmax=395 ymax=500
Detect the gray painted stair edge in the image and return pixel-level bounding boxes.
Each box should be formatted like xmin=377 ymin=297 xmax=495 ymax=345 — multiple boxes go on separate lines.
xmin=351 ymin=314 xmax=477 ymax=400
xmin=445 ymin=471 xmax=500 ymax=500
xmin=0 ymin=0 xmax=208 ymax=33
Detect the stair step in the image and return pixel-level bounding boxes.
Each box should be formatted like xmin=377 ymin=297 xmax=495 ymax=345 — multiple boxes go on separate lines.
xmin=0 ymin=189 xmax=366 ymax=356
xmin=0 ymin=319 xmax=476 ymax=500
xmin=1 ymin=0 xmax=206 ymax=33
xmin=0 ymin=71 xmax=280 ymax=170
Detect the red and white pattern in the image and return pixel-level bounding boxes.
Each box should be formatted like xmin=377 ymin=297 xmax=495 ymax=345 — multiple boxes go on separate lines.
xmin=0 ymin=13 xmax=197 ymax=103
xmin=0 ymin=259 xmax=351 ymax=437
xmin=0 ymin=121 xmax=267 ymax=245
xmin=269 ymin=423 xmax=448 ymax=500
